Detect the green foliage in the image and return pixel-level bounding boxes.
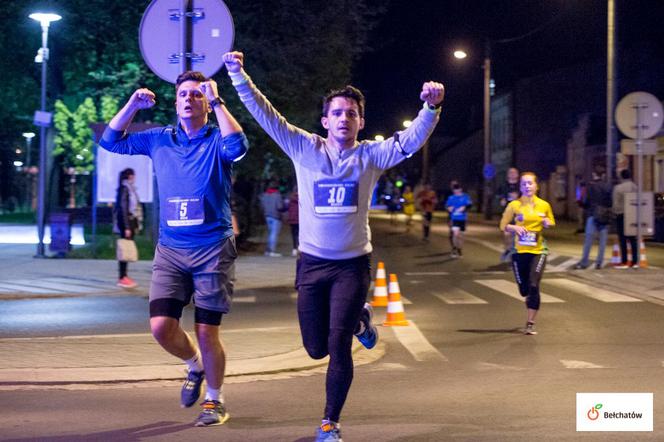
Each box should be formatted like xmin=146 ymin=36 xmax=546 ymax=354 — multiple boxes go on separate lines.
xmin=100 ymin=95 xmax=120 ymax=124
xmin=53 ymin=98 xmax=96 ymax=174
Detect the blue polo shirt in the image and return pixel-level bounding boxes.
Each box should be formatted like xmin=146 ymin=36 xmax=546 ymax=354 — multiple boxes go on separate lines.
xmin=100 ymin=124 xmax=248 ymax=248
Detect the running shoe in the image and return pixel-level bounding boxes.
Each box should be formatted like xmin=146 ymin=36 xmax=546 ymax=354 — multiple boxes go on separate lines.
xmin=355 ymin=303 xmax=378 ymax=349
xmin=116 ymin=276 xmax=138 ymax=289
xmin=614 ymin=264 xmax=630 ymax=269
xmin=194 ymin=400 xmax=230 ymax=427
xmin=181 ymin=370 xmax=204 ymax=408
xmin=316 ymin=420 xmax=343 ymax=442
xmin=524 ymin=322 xmax=537 ymax=335
xmin=450 ymin=248 xmax=459 ymax=259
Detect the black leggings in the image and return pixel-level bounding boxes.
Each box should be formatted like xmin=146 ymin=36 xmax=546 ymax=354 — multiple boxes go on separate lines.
xmin=118 ymin=229 xmax=135 ymax=279
xmin=295 ymin=253 xmax=371 ymax=422
xmin=511 ymin=253 xmax=546 ymax=310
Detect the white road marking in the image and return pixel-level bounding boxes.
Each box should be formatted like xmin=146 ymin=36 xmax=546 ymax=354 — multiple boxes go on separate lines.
xmin=476 ymin=279 xmax=565 ymax=303
xmin=389 ymin=320 xmax=448 ymax=362
xmin=548 ymin=257 xmax=578 ymax=272
xmin=560 ymin=360 xmax=606 ymax=369
xmin=404 ymin=272 xmax=450 ymax=276
xmin=545 ymin=278 xmax=642 ymax=303
xmin=233 ymin=296 xmax=257 ymax=303
xmin=434 ymin=288 xmax=488 ymax=304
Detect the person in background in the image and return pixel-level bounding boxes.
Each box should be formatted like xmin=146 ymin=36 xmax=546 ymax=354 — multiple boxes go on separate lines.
xmin=574 ymin=168 xmax=612 ymax=270
xmin=114 ymin=167 xmax=142 ymax=289
xmin=401 ymin=185 xmax=415 ymax=231
xmin=497 ymin=167 xmax=520 ymax=261
xmin=416 ymin=183 xmax=438 ymax=241
xmin=612 ymin=169 xmax=638 ymax=268
xmin=500 ymin=172 xmax=555 ymax=335
xmin=287 ymin=185 xmax=300 ymax=257
xmin=260 ymin=180 xmax=286 ymax=257
xmin=445 ymin=182 xmax=472 ymax=258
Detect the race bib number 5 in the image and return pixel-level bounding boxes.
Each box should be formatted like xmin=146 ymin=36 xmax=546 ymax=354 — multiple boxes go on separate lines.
xmin=166 ymin=196 xmax=204 ymax=226
xmin=314 ymin=180 xmax=359 ymax=214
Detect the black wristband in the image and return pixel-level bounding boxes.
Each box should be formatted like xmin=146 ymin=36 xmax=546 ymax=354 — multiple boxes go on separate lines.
xmin=210 ymin=97 xmax=225 ymax=108
xmin=427 ymin=102 xmax=441 ymax=110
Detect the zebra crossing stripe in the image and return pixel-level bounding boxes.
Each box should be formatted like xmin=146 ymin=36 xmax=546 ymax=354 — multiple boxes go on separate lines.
xmin=390 ymin=320 xmax=448 ymax=362
xmin=560 ymin=360 xmax=606 ymax=369
xmin=475 ymin=279 xmax=565 ymax=303
xmin=545 ymin=278 xmax=642 ymax=303
xmin=434 ymin=288 xmax=488 ymax=304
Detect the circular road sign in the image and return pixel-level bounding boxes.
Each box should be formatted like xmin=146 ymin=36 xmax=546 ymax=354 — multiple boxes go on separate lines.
xmin=615 ymin=91 xmax=664 ymax=139
xmin=139 ymin=0 xmax=234 ymax=84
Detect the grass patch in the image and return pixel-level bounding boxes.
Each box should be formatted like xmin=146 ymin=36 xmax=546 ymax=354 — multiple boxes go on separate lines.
xmin=68 ymin=233 xmax=155 ymax=260
xmin=0 ymin=212 xmax=36 ymax=224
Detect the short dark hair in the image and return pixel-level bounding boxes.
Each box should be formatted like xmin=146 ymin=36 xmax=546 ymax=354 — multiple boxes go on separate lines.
xmin=118 ymin=168 xmax=135 ymax=186
xmin=175 ymin=71 xmax=207 ymax=92
xmin=620 ymin=169 xmax=631 ymax=180
xmin=452 ymin=183 xmax=461 ymax=190
xmin=322 ymin=85 xmax=365 ymax=118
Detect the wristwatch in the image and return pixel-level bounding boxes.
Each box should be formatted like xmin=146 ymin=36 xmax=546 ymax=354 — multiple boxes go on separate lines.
xmin=426 ymin=102 xmax=442 ymax=111
xmin=209 ymin=96 xmax=225 ymax=108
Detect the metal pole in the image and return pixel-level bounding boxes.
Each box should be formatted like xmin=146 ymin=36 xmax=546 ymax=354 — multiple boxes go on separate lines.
xmin=606 ymin=0 xmax=616 ymax=183
xmin=422 ymin=141 xmax=429 ymax=184
xmin=25 ymin=136 xmax=32 ymax=168
xmin=35 ymin=23 xmax=50 ymax=258
xmin=482 ymin=41 xmax=492 ymax=219
xmin=635 ymin=102 xmax=643 ymax=267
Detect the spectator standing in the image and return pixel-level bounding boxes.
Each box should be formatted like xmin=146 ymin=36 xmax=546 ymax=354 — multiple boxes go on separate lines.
xmin=287 ymin=185 xmax=300 ymax=257
xmin=114 ymin=167 xmax=142 ymax=288
xmin=260 ymin=180 xmax=285 ymax=257
xmin=574 ymin=169 xmax=612 ymax=269
xmin=612 ymin=169 xmax=638 ymax=268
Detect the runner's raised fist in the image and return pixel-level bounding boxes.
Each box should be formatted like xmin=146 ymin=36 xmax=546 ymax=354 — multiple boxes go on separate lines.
xmin=129 ymin=88 xmax=156 ymax=110
xmin=223 ymin=52 xmax=244 ymax=74
xmin=419 ymin=81 xmax=445 ymax=107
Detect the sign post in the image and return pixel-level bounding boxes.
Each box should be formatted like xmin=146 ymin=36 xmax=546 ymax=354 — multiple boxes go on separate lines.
xmin=615 ymin=91 xmax=664 ymax=265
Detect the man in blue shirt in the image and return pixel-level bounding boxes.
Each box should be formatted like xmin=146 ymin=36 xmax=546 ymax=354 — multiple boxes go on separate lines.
xmin=99 ymin=71 xmax=248 ymax=427
xmin=445 ymin=183 xmax=472 ymax=258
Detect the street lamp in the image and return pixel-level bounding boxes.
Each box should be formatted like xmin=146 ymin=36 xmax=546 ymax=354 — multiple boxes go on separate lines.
xmin=454 ymin=42 xmax=494 ymax=219
xmin=29 ymin=11 xmax=61 ymax=258
xmin=22 ymin=132 xmax=35 ymax=168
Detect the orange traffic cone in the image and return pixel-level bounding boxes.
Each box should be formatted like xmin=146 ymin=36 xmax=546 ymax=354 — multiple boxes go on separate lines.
xmin=610 ymin=242 xmax=621 ymax=266
xmin=371 ymin=262 xmax=388 ymax=307
xmin=638 ymin=241 xmax=648 ymax=268
xmin=383 ymin=273 xmax=409 ymax=326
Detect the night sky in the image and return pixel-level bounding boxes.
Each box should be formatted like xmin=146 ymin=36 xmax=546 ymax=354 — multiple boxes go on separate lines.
xmin=353 ymin=0 xmax=664 ymax=139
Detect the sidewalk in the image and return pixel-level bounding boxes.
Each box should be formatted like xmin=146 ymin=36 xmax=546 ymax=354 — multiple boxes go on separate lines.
xmin=0 ymin=231 xmax=382 ymax=386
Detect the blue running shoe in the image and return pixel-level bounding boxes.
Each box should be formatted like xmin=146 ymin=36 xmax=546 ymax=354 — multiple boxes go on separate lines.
xmin=355 ymin=302 xmax=378 ymax=349
xmin=194 ymin=400 xmax=230 ymax=427
xmin=181 ymin=370 xmax=204 ymax=408
xmin=316 ymin=420 xmax=343 ymax=442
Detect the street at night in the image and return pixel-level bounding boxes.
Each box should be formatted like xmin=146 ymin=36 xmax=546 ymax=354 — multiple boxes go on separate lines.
xmin=1 ymin=215 xmax=662 ymax=441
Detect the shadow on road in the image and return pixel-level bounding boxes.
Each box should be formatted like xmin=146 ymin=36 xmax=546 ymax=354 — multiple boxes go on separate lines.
xmin=4 ymin=421 xmax=193 ymax=442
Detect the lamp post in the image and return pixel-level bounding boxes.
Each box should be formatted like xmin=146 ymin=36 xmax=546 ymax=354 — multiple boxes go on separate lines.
xmin=29 ymin=12 xmax=61 ymax=258
xmin=454 ymin=43 xmax=494 ymax=219
xmin=22 ymin=132 xmax=35 ymax=168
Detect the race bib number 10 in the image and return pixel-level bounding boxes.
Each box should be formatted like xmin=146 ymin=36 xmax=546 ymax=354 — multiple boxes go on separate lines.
xmin=314 ymin=180 xmax=359 ymax=214
xmin=166 ymin=196 xmax=204 ymax=226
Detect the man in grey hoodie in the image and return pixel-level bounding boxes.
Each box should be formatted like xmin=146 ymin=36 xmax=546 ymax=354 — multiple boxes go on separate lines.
xmin=223 ymin=51 xmax=444 ymax=442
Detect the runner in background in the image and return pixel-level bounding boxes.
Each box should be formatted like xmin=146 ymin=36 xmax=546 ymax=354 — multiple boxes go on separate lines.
xmin=445 ymin=182 xmax=472 ymax=258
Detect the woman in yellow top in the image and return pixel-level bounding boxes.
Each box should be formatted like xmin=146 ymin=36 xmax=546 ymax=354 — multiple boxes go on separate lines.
xmin=401 ymin=185 xmax=415 ymax=230
xmin=499 ymin=172 xmax=555 ymax=335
